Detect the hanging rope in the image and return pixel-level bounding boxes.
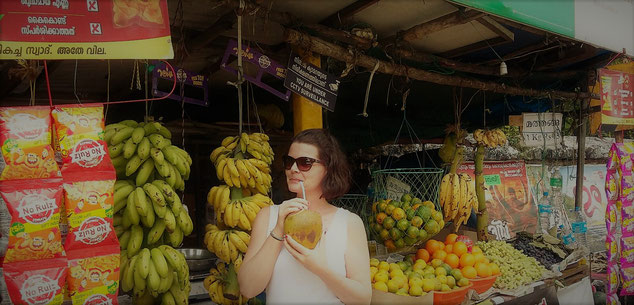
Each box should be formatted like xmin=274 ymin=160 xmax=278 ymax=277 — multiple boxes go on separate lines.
xmin=73 ymin=59 xmax=82 ymax=104
xmin=359 ymin=60 xmax=380 ymax=117
xmin=105 ymin=60 xmax=110 ymax=118
xmin=226 ymin=0 xmax=246 ymax=135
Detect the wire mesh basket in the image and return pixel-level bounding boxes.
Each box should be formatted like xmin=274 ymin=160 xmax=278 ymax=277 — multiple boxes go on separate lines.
xmin=331 ymin=194 xmax=371 ymax=237
xmin=371 ymin=168 xmax=444 ymax=208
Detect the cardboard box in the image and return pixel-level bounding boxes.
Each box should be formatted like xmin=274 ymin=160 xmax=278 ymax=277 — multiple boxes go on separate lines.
xmin=371 ymin=289 xmax=433 ymax=305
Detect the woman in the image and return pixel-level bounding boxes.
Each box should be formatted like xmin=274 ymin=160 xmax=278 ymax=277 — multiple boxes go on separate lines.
xmin=238 ymin=129 xmax=372 ymax=305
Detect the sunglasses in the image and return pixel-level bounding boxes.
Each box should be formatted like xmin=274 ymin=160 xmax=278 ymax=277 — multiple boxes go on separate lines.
xmin=283 ymin=155 xmax=321 ymax=171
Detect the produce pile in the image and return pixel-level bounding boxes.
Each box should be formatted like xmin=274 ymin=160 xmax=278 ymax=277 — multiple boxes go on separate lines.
xmin=107 ymin=120 xmax=194 ymax=305
xmin=511 ymin=234 xmax=564 ymax=268
xmin=203 ymin=133 xmax=275 ymax=305
xmin=477 ymin=240 xmax=547 ymax=290
xmin=368 ymin=194 xmax=444 ymax=251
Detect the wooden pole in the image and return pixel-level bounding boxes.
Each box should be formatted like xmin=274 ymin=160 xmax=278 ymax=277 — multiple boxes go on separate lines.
xmin=475 ymin=145 xmax=489 ymax=241
xmin=575 ymin=98 xmax=588 ymax=210
xmin=285 ymin=29 xmax=599 ymax=100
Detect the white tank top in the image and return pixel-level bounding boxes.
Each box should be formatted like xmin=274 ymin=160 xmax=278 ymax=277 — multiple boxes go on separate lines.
xmin=266 ymin=205 xmax=349 ymax=305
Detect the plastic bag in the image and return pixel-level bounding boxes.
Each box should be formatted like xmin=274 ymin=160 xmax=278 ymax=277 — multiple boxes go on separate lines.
xmin=0 ymin=106 xmax=60 ymax=180
xmin=3 ymin=257 xmax=67 ymax=305
xmin=66 ymin=244 xmax=120 ymax=305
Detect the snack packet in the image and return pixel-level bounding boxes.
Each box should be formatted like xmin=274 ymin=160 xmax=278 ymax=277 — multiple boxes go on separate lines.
xmin=63 ymin=176 xmax=118 ymax=252
xmin=623 ymin=232 xmax=634 ymax=263
xmin=67 ymin=244 xmax=120 ymax=305
xmin=0 ymin=106 xmax=60 ymax=180
xmin=607 ymin=170 xmax=621 ymax=201
xmin=0 ymin=178 xmax=65 ymax=263
xmin=607 ymin=232 xmax=621 ymax=263
xmin=3 ymin=257 xmax=67 ymax=305
xmin=622 ymin=262 xmax=634 ymax=295
xmin=607 ymin=293 xmax=621 ymax=305
xmin=51 ymin=104 xmax=114 ymax=180
xmin=608 ymin=262 xmax=620 ymax=294
xmin=606 ymin=201 xmax=620 ymax=235
xmin=623 ymin=200 xmax=634 ymax=233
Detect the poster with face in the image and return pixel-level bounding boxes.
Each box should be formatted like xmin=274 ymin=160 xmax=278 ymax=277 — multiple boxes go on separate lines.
xmin=458 ymin=161 xmax=537 ymax=240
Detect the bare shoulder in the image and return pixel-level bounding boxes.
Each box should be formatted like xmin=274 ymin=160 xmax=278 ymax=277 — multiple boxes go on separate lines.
xmin=345 ymin=210 xmax=365 ymax=230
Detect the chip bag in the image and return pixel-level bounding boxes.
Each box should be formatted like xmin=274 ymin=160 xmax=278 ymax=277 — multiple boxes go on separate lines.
xmin=0 ymin=178 xmax=65 ymax=263
xmin=67 ymin=244 xmax=120 ymax=305
xmin=621 ymin=262 xmax=634 ymax=295
xmin=63 ymin=175 xmax=118 ymax=252
xmin=607 ymin=262 xmax=620 ymax=294
xmin=0 ymin=106 xmax=61 ymax=180
xmin=51 ymin=104 xmax=114 ymax=180
xmin=3 ymin=257 xmax=67 ymax=305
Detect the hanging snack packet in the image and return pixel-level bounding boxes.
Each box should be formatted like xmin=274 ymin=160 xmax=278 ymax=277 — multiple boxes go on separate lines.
xmin=0 ymin=106 xmax=60 ymax=180
xmin=67 ymin=244 xmax=120 ymax=305
xmin=0 ymin=178 xmax=65 ymax=263
xmin=51 ymin=104 xmax=114 ymax=180
xmin=606 ymin=201 xmax=620 ymax=235
xmin=622 ymin=232 xmax=634 ymax=263
xmin=607 ymin=263 xmax=620 ymax=294
xmin=3 ymin=257 xmax=67 ymax=305
xmin=621 ymin=262 xmax=634 ymax=295
xmin=607 ymin=232 xmax=620 ymax=263
xmin=606 ymin=171 xmax=621 ymax=201
xmin=607 ymin=293 xmax=621 ymax=305
xmin=63 ymin=176 xmax=118 ymax=252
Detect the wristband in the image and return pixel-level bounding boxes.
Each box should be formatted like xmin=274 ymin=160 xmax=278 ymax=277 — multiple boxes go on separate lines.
xmin=270 ymin=231 xmax=284 ymax=241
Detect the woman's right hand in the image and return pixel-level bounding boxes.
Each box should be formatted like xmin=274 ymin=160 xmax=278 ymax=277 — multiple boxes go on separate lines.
xmin=273 ymin=198 xmax=308 ymax=234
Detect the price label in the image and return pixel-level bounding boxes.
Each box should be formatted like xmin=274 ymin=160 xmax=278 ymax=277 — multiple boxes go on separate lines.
xmin=484 ymin=174 xmax=501 ymax=186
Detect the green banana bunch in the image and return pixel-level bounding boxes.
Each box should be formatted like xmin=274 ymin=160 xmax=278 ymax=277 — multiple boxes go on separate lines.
xmin=106 ymin=120 xmax=191 ymax=190
xmin=121 ymin=245 xmax=191 ymax=305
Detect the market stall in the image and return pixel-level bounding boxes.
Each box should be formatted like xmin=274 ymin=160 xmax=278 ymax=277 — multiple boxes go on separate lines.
xmin=0 ymin=0 xmax=632 ymax=305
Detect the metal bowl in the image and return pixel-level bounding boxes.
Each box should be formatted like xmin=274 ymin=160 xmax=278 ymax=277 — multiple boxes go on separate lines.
xmin=177 ymin=248 xmax=216 ymax=272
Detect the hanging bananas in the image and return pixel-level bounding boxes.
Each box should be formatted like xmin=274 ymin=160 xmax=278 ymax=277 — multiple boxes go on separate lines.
xmin=473 ymin=129 xmax=507 ymax=148
xmin=204 ymin=224 xmax=251 ymax=264
xmin=120 ymin=245 xmax=191 ymax=305
xmin=106 ymin=121 xmax=192 ymax=190
xmin=207 ymin=186 xmax=273 ymax=230
xmin=439 ymin=173 xmax=478 ymax=232
xmin=210 ymin=133 xmax=273 ymax=195
xmin=113 ymin=180 xmax=193 ymax=250
xmin=204 ymin=262 xmax=248 ymax=305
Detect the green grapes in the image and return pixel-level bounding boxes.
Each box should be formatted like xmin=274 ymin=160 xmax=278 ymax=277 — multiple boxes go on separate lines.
xmin=476 ymin=240 xmax=547 ymax=290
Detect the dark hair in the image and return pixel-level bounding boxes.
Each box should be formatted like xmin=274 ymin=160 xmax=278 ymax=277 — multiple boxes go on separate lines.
xmin=291 ymin=129 xmax=350 ymax=200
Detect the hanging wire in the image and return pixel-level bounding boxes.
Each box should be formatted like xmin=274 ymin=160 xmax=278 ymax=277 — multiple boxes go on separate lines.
xmin=73 ymin=59 xmax=82 ymax=104
xmin=144 ymin=60 xmax=149 ymax=121
xmin=105 ymin=60 xmax=110 ymax=118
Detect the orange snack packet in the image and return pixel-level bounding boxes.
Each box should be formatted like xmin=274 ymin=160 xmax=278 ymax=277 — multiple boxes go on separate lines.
xmin=51 ymin=104 xmax=114 ymax=180
xmin=0 ymin=178 xmax=65 ymax=263
xmin=0 ymin=106 xmax=61 ymax=180
xmin=3 ymin=257 xmax=67 ymax=305
xmin=63 ymin=175 xmax=118 ymax=252
xmin=67 ymin=244 xmax=120 ymax=305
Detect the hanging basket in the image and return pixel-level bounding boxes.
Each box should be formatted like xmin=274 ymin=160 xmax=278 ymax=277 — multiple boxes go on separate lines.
xmin=331 ymin=194 xmax=371 ymax=237
xmin=371 ymin=168 xmax=444 ymax=209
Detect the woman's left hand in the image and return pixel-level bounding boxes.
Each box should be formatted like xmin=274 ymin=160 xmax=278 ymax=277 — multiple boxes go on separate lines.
xmin=284 ymin=235 xmax=327 ymax=275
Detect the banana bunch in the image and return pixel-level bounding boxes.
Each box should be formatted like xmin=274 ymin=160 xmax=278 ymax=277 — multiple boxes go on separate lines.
xmin=207 ymin=186 xmax=273 ymax=230
xmin=120 ymin=245 xmax=191 ymax=305
xmin=210 ymin=133 xmax=273 ymax=195
xmin=473 ymin=129 xmax=507 ymax=148
xmin=204 ymin=262 xmax=247 ymax=305
xmin=204 ymin=224 xmax=250 ymax=264
xmin=439 ymin=173 xmax=478 ymax=232
xmin=114 ymin=180 xmax=194 ymax=251
xmin=106 ymin=120 xmax=192 ymax=190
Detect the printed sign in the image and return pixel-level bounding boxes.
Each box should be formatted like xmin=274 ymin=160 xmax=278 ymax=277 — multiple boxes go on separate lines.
xmin=0 ymin=0 xmax=173 ymax=59
xmin=384 ymin=176 xmax=411 ymax=201
xmin=152 ymin=61 xmax=208 ymax=106
xmin=458 ymin=161 xmax=536 ymax=240
xmin=522 ymin=112 xmax=563 ymax=147
xmin=284 ymin=53 xmax=339 ymax=112
xmin=600 ymin=69 xmax=634 ymax=125
xmin=220 ymin=39 xmax=291 ymax=101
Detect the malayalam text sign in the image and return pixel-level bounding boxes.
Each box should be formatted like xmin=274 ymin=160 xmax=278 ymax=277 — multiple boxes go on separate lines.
xmin=522 ymin=112 xmax=563 ymax=147
xmin=0 ymin=0 xmax=173 ymax=59
xmin=600 ymin=69 xmax=634 ymax=125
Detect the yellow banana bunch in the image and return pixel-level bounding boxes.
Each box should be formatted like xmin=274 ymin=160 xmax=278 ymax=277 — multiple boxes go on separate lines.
xmin=204 ymin=262 xmax=248 ymax=305
xmin=208 ymin=186 xmax=273 ymax=230
xmin=439 ymin=173 xmax=478 ymax=232
xmin=204 ymin=226 xmax=251 ymax=263
xmin=120 ymin=245 xmax=190 ymax=304
xmin=473 ymin=129 xmax=507 ymax=148
xmin=106 ymin=120 xmax=192 ymax=191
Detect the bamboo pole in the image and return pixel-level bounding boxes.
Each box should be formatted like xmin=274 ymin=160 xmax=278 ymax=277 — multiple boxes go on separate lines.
xmin=285 ymin=29 xmax=599 ymax=100
xmin=475 ymin=145 xmax=489 ymax=241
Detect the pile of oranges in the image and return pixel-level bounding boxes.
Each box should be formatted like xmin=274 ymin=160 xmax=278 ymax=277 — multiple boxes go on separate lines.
xmin=415 ymin=234 xmax=500 ymax=280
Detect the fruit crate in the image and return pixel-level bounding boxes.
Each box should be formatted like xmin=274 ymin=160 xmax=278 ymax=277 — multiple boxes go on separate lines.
xmin=371 ymin=168 xmax=444 ymax=210
xmin=331 ymin=194 xmax=371 ymax=235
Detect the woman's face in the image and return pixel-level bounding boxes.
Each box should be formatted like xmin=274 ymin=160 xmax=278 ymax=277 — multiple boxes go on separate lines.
xmin=286 ymin=142 xmax=326 ymax=197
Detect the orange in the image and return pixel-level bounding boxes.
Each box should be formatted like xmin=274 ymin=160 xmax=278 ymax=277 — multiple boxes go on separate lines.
xmin=459 ymin=253 xmax=475 ymax=268
xmin=462 ymin=266 xmax=477 ymax=279
xmin=416 ymin=248 xmax=430 ymax=263
xmin=384 ymin=240 xmax=396 ymax=251
xmin=445 ymin=233 xmax=458 ymax=245
xmin=432 ymin=250 xmax=447 ymax=262
xmin=425 ymin=240 xmax=442 ymax=254
xmin=489 ymin=263 xmax=500 ymax=275
xmin=445 ymin=253 xmax=460 ymax=269
xmin=445 ymin=244 xmax=453 ymax=254
xmin=376 ymin=212 xmax=388 ymax=224
xmin=392 ymin=208 xmax=406 ymax=221
xmin=453 ymin=242 xmax=468 ymax=257
xmin=471 ymin=246 xmax=483 ymax=255
xmin=473 ymin=253 xmax=487 ymax=264
xmin=475 ymin=262 xmax=492 ymax=278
